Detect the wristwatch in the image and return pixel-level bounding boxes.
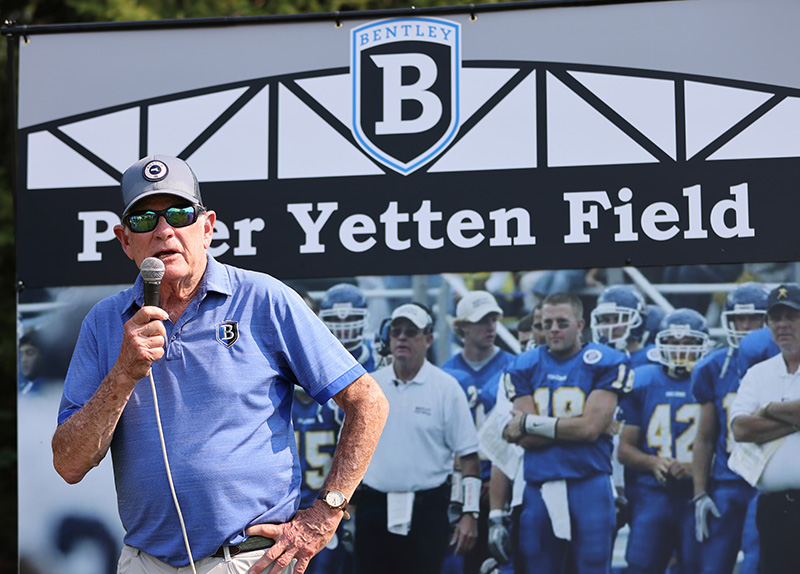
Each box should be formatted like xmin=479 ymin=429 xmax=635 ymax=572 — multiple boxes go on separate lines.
xmin=318 ymin=489 xmax=351 ymax=519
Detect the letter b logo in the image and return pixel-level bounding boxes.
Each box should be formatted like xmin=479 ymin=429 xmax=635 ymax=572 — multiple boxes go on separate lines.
xmin=352 ymin=18 xmax=460 ymax=175
xmin=371 ymin=53 xmax=442 ymax=135
xmin=215 ymin=320 xmax=240 ymax=348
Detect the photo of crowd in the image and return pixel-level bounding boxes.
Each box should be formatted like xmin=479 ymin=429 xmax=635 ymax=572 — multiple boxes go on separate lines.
xmin=19 ymin=256 xmax=800 ymax=574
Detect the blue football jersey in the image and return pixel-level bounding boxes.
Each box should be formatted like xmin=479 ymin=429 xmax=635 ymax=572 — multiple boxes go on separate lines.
xmin=506 ymin=343 xmax=631 ymax=484
xmin=619 ymin=364 xmax=699 ymax=492
xmin=443 ymin=349 xmax=516 ymax=426
xmin=444 ymin=349 xmax=515 ymax=481
xmin=736 ymin=326 xmax=779 ymax=378
xmin=629 ymin=343 xmax=660 ymax=369
xmin=351 ymin=339 xmax=376 ymax=372
xmin=293 ymin=397 xmax=343 ymax=509
xmin=691 ymin=347 xmax=748 ymax=483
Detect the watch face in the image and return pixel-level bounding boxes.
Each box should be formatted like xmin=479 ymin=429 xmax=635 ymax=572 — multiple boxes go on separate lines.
xmin=325 ymin=490 xmax=345 ymax=507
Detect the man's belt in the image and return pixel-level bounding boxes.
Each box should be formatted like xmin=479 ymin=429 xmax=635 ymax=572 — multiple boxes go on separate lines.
xmin=212 ymin=535 xmax=274 ymax=558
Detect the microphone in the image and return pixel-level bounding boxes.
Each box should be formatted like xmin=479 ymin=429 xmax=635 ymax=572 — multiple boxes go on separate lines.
xmin=138 ymin=256 xmax=196 ymax=571
xmin=140 ymin=257 xmax=165 ymax=308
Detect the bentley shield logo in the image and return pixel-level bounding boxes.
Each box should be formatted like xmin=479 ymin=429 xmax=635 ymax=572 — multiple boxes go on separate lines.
xmin=215 ymin=320 xmax=239 ymax=348
xmin=352 ymin=17 xmax=461 ymax=175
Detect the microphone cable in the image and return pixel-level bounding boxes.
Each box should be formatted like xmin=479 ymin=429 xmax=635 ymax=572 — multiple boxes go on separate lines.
xmin=149 ymin=369 xmax=198 ymax=574
xmin=140 ymin=258 xmax=196 ymax=572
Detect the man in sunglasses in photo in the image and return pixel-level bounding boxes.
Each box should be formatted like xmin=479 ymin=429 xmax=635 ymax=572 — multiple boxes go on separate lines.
xmin=52 ymin=155 xmax=389 ymax=574
xmin=355 ymin=303 xmax=481 ymax=574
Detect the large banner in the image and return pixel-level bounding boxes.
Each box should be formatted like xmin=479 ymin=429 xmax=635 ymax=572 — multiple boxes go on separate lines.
xmin=15 ymin=0 xmax=800 ymax=289
xmin=12 ymin=1 xmax=800 ymax=572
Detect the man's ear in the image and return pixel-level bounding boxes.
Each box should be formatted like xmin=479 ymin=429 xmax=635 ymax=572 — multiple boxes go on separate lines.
xmin=202 ymin=210 xmax=216 ymax=250
xmin=113 ymin=224 xmax=135 ymax=261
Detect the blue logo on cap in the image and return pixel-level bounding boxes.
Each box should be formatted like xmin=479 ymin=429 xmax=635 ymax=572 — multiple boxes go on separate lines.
xmin=143 ymin=160 xmax=168 ymax=182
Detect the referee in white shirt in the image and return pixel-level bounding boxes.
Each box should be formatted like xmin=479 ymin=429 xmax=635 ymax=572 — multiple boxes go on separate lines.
xmin=355 ymin=303 xmax=481 ymax=574
xmin=731 ymin=283 xmax=800 ymax=574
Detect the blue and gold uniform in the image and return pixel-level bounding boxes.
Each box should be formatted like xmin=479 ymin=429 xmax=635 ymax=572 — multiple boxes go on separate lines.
xmin=444 ymin=349 xmax=515 ymax=479
xmin=351 ymin=338 xmax=377 ymax=372
xmin=629 ymin=344 xmax=659 ymax=369
xmin=620 ymin=363 xmax=701 ymax=574
xmin=506 ymin=342 xmax=630 ymax=574
xmin=692 ymin=348 xmax=759 ymax=574
xmin=443 ymin=350 xmax=515 ymax=574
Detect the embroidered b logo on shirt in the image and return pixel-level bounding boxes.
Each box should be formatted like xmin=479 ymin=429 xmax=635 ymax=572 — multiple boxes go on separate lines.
xmin=216 ymin=320 xmax=239 ymax=348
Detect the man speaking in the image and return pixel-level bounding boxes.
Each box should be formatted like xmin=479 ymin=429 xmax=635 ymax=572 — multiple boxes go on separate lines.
xmin=52 ymin=155 xmax=389 ymax=574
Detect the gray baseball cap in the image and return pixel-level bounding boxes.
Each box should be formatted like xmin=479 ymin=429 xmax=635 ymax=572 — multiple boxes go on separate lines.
xmin=121 ymin=155 xmax=203 ymax=215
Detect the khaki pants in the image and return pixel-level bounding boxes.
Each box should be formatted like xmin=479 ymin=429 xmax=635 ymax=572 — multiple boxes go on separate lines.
xmin=117 ymin=545 xmax=296 ymax=574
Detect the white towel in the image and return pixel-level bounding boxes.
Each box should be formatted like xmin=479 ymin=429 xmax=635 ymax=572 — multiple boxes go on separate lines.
xmin=541 ymin=480 xmax=571 ymax=540
xmin=387 ymin=492 xmax=415 ymax=536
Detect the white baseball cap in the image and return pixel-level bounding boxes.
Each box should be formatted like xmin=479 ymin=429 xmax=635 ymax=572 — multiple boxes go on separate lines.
xmin=456 ymin=291 xmax=503 ymax=323
xmin=391 ymin=304 xmax=433 ymax=330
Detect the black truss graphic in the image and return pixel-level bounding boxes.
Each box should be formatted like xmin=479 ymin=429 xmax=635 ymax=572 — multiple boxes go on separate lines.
xmin=19 ymin=60 xmax=800 ymax=190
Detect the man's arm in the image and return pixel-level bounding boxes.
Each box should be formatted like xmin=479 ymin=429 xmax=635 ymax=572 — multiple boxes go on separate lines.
xmin=503 ymin=389 xmax=618 ymax=448
xmin=488 ymin=464 xmax=512 ymax=512
xmin=729 ymin=366 xmax=798 ymax=444
xmin=487 ymin=464 xmax=514 ymax=564
xmin=545 ymin=388 xmax=618 ymax=441
xmin=450 ymin=452 xmax=480 ymax=555
xmin=691 ymin=402 xmax=722 ymax=542
xmin=761 ymin=399 xmax=800 ymax=427
xmin=52 ymin=306 xmax=168 ymax=484
xmin=691 ymin=402 xmax=718 ymax=497
xmin=246 ymin=372 xmax=388 ymax=574
xmin=502 ymin=395 xmax=551 ymax=448
xmin=731 ymin=405 xmax=798 ymax=445
xmin=326 ymin=373 xmax=390 ymax=499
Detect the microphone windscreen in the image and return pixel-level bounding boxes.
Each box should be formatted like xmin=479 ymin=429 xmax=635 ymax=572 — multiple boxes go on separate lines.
xmin=140 ymin=257 xmax=166 ymax=283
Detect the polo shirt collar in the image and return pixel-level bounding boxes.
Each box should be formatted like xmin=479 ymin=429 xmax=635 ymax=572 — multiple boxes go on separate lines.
xmin=122 ymin=253 xmax=232 ymax=315
xmin=775 ymin=353 xmax=800 ymax=377
xmin=200 ymin=254 xmax=233 ymax=299
xmin=394 ymin=359 xmax=434 ymax=385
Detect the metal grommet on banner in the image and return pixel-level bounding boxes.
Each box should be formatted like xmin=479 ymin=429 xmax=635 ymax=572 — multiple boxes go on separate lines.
xmin=334 ymin=11 xmax=342 ymax=29
xmin=470 ymin=4 xmax=477 ymax=21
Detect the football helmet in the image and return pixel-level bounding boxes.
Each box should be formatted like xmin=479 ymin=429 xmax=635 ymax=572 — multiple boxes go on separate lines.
xmin=319 ymin=284 xmax=369 ymax=352
xmin=590 ymin=286 xmax=645 ymax=350
xmin=721 ymin=283 xmax=768 ymax=348
xmin=635 ymin=304 xmax=666 ymax=346
xmin=655 ymin=308 xmax=710 ymax=374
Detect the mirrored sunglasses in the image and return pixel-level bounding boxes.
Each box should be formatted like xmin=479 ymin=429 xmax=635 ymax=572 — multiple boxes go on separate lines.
xmin=123 ymin=205 xmax=204 ymax=233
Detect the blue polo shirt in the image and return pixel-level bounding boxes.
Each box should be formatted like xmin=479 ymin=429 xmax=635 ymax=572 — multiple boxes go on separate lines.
xmin=58 ymin=256 xmax=365 ymax=566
